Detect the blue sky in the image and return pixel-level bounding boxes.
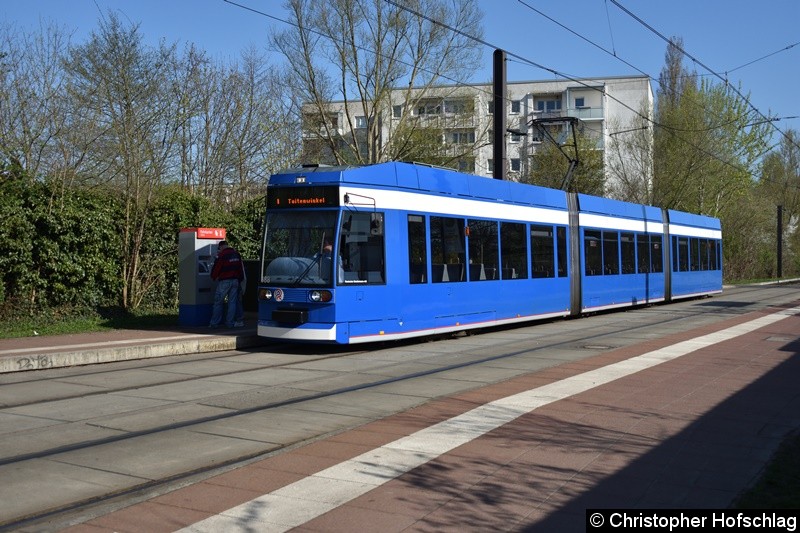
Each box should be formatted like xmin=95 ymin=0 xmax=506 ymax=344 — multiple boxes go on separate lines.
xmin=3 ymin=0 xmax=799 ymax=144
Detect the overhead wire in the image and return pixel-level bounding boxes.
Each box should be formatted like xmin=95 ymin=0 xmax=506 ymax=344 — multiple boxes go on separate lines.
xmin=385 ymin=0 xmax=763 ymax=176
xmin=608 ymin=0 xmax=800 ymax=152
xmin=514 ymin=0 xmax=783 ymax=137
xmin=725 ymin=40 xmax=800 ymax=76
xmin=223 ymin=0 xmax=783 ymax=177
xmin=515 ymin=0 xmax=798 ymax=188
xmin=603 ymin=0 xmax=617 ymax=57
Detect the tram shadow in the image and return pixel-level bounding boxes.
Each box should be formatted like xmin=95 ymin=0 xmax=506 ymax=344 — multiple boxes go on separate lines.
xmin=399 ymin=336 xmax=800 ymax=532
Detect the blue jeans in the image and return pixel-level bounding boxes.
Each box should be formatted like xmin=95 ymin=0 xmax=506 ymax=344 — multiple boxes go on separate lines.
xmin=210 ymin=279 xmax=239 ymax=327
xmin=235 ymin=278 xmax=246 ymax=322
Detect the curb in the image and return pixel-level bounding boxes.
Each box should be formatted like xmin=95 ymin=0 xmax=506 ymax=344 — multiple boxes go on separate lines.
xmin=0 ymin=334 xmax=267 ymax=374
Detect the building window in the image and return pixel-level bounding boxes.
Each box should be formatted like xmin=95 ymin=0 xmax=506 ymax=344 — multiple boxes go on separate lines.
xmin=510 ymin=132 xmax=521 ymax=143
xmin=487 ymin=159 xmax=494 ymax=173
xmin=510 ymin=158 xmax=521 ymax=172
xmin=488 ymin=100 xmax=494 ymax=115
xmin=457 ymin=159 xmax=475 ymax=172
xmin=355 ymin=116 xmax=367 ymax=129
xmin=536 ymin=100 xmax=562 ymax=113
xmin=511 ymin=100 xmax=521 ymax=114
xmin=444 ymin=99 xmax=470 ymax=114
xmin=448 ymin=129 xmax=475 ymax=144
xmin=392 ymin=105 xmax=403 ymax=118
xmin=416 ymin=101 xmax=441 ymax=116
xmin=575 ymin=97 xmax=585 ymax=108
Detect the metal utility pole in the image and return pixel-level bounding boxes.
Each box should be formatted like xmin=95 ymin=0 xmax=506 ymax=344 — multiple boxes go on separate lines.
xmin=492 ymin=49 xmax=506 ymax=180
xmin=777 ymin=205 xmax=783 ymax=278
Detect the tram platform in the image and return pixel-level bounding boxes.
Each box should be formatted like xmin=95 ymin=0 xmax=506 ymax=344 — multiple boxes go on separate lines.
xmin=46 ymin=301 xmax=800 ymax=532
xmin=0 ymin=322 xmax=264 ymax=374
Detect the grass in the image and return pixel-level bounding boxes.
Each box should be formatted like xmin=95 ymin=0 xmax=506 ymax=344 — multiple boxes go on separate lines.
xmin=733 ymin=430 xmax=800 ymax=509
xmin=0 ymin=308 xmax=179 ymax=339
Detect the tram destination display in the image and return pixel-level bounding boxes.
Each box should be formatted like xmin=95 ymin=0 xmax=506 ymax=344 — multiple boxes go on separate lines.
xmin=267 ymin=185 xmax=340 ymax=209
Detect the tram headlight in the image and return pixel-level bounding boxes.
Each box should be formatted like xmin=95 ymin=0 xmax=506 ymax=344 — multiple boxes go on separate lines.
xmin=309 ymin=290 xmax=332 ymax=303
xmin=259 ymin=288 xmax=273 ymax=300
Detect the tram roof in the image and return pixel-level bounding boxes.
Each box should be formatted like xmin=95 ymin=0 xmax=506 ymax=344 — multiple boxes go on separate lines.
xmin=270 ymin=161 xmax=568 ymax=210
xmin=269 ymin=162 xmax=720 ymax=230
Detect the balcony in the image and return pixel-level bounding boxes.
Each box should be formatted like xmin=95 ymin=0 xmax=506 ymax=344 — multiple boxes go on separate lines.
xmin=302 ymin=126 xmax=342 ymax=139
xmin=567 ymin=107 xmax=604 ymax=120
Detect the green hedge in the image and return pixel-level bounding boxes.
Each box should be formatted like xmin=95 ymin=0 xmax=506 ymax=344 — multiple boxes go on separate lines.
xmin=0 ymin=171 xmax=265 ymax=318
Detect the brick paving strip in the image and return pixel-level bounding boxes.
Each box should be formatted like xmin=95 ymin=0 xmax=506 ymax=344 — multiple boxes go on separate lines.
xmin=68 ymin=305 xmax=800 ymax=532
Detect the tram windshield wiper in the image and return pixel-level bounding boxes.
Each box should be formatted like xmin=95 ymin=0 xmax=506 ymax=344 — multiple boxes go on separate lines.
xmin=291 ymin=254 xmax=322 ymax=287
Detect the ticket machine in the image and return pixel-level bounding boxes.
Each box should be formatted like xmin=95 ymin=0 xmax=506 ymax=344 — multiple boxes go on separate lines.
xmin=178 ymin=227 xmax=226 ymax=326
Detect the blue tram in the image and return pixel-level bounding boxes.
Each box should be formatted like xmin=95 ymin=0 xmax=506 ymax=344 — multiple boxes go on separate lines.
xmin=257 ymin=161 xmax=722 ymax=344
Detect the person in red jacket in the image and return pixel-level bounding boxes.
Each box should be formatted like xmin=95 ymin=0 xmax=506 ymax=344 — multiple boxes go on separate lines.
xmin=209 ymin=240 xmax=245 ymax=328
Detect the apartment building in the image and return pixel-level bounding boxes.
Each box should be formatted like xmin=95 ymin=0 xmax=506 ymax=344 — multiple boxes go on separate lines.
xmin=301 ymin=75 xmax=653 ymax=191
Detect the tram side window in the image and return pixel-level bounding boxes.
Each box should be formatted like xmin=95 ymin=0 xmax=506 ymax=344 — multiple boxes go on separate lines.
xmin=339 ymin=212 xmax=386 ymax=284
xmin=603 ymin=231 xmax=619 ymax=275
xmin=699 ymin=238 xmax=710 ymax=270
xmin=408 ymin=214 xmax=427 ymax=284
xmin=530 ymin=225 xmax=555 ymax=278
xmin=672 ymin=236 xmax=677 ymax=272
xmin=710 ymin=239 xmax=719 ymax=270
xmin=467 ymin=219 xmax=498 ymax=281
xmin=431 ymin=216 xmax=466 ymax=283
xmin=650 ymin=235 xmax=664 ymax=273
xmin=500 ymin=222 xmax=528 ymax=279
xmin=637 ymin=234 xmax=649 ymax=273
xmin=691 ymin=238 xmax=702 ymax=271
xmin=621 ymin=232 xmax=635 ymax=274
xmin=585 ymin=229 xmax=602 ymax=276
xmin=675 ymin=236 xmax=689 ymax=272
xmin=651 ymin=235 xmax=663 ymax=273
xmin=557 ymin=226 xmax=568 ymax=277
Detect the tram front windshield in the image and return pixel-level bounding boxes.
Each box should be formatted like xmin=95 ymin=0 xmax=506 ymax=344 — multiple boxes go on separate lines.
xmin=262 ymin=210 xmax=338 ymax=287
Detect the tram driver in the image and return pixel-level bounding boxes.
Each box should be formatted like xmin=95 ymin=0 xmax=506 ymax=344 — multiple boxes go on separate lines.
xmin=319 ymin=238 xmax=344 ymax=283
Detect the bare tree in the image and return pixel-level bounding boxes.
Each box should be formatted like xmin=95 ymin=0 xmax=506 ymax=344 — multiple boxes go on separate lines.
xmin=272 ymin=0 xmax=483 ymax=165
xmin=605 ymin=110 xmax=654 ymax=204
xmin=175 ymin=47 xmax=299 ymax=204
xmin=63 ymin=13 xmax=182 ymax=309
xmin=0 ymin=21 xmax=72 ymax=183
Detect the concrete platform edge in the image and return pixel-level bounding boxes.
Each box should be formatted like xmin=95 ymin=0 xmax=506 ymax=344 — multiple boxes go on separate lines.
xmin=0 ymin=334 xmax=266 ymax=374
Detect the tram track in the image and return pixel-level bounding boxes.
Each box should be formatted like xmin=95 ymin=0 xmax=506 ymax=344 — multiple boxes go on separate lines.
xmin=0 ymin=346 xmax=364 ymax=410
xmin=1 ymin=285 xmax=795 ymax=531
xmin=1 ymin=286 xmax=787 ymax=430
xmin=3 ymin=283 xmax=784 ymax=411
xmin=0 ymin=293 xmax=744 ymax=414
